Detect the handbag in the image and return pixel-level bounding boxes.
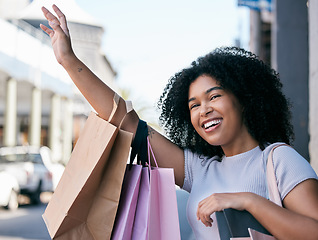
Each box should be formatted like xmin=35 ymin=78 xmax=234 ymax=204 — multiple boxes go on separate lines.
xmin=42 ymin=94 xmax=133 ymax=240
xmin=216 ymin=144 xmax=287 ymax=240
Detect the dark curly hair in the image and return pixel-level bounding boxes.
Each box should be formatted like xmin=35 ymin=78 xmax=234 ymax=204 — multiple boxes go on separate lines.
xmin=158 ymin=46 xmax=294 ymax=158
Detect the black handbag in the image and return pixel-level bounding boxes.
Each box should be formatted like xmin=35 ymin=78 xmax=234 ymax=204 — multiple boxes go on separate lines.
xmin=216 ymin=209 xmax=271 ymax=240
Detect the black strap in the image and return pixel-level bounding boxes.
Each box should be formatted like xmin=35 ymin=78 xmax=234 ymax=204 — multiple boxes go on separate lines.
xmin=129 ymin=119 xmax=148 ymax=168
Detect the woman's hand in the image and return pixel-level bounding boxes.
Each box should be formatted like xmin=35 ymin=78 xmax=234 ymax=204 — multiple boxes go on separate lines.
xmin=196 ymin=192 xmax=254 ymax=227
xmin=40 ymin=5 xmax=75 ymax=66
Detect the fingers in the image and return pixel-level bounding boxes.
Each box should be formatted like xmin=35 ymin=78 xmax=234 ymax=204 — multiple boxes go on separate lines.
xmin=40 ymin=24 xmax=53 ymax=37
xmin=196 ymin=192 xmax=248 ymax=227
xmin=52 ymin=4 xmax=69 ymax=35
xmin=41 ymin=6 xmax=60 ymax=26
xmin=196 ymin=193 xmax=225 ymax=227
xmin=197 ymin=202 xmax=214 ymax=227
xmin=41 ymin=5 xmax=69 ymax=37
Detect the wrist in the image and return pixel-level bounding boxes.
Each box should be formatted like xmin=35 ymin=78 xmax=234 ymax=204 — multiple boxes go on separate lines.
xmin=61 ymin=52 xmax=80 ymax=70
xmin=243 ymin=192 xmax=263 ymax=213
xmin=239 ymin=192 xmax=257 ymax=211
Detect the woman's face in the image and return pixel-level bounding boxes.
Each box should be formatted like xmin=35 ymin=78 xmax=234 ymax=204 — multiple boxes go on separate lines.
xmin=188 ymin=75 xmax=254 ymax=155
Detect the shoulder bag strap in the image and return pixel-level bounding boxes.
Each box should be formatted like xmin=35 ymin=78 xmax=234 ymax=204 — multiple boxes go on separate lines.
xmin=266 ymin=144 xmax=290 ymax=206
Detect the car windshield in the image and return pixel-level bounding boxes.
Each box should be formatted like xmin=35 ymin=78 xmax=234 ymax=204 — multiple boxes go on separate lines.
xmin=0 ymin=153 xmax=43 ymax=164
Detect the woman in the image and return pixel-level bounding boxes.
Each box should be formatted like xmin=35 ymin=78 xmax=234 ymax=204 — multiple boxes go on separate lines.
xmin=41 ymin=5 xmax=318 ymax=239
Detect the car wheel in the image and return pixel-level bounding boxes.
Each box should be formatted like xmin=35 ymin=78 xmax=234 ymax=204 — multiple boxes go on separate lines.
xmin=30 ymin=181 xmax=42 ymax=205
xmin=5 ymin=190 xmax=19 ymax=210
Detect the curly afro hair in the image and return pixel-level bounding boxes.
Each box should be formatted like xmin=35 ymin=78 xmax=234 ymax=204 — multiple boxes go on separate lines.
xmin=158 ymin=46 xmax=294 ymax=158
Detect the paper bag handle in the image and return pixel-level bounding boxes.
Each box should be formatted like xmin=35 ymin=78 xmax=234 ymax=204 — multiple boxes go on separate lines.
xmin=108 ymin=93 xmax=120 ymax=122
xmin=108 ymin=93 xmax=134 ymax=128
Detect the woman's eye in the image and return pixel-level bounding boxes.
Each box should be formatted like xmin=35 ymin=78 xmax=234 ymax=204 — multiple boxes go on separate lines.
xmin=190 ymin=104 xmax=199 ymax=110
xmin=210 ymin=94 xmax=221 ymax=101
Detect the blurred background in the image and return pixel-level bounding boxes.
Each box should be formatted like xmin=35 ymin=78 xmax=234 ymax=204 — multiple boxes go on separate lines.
xmin=0 ymin=0 xmax=317 ymax=239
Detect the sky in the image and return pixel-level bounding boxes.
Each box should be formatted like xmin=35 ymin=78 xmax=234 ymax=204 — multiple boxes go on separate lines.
xmin=75 ymin=0 xmax=250 ymax=123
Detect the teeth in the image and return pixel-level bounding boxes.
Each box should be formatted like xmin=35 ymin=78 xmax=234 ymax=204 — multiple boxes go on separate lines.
xmin=204 ymin=119 xmax=221 ymax=129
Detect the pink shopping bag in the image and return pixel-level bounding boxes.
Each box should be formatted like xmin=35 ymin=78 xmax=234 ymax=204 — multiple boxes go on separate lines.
xmin=147 ymin=138 xmax=181 ymax=240
xmin=248 ymin=228 xmax=276 ymax=240
xmin=131 ymin=167 xmax=151 ymax=240
xmin=111 ymin=164 xmax=142 ymax=240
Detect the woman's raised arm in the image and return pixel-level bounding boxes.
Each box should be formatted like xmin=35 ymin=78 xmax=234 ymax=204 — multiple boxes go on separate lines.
xmin=40 ymin=5 xmax=125 ymax=123
xmin=40 ymin=5 xmax=185 ymax=186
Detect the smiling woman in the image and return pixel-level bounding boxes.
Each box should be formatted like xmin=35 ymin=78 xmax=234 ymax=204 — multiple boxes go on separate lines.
xmin=157 ymin=47 xmax=318 ymax=239
xmin=40 ymin=4 xmax=318 ymax=239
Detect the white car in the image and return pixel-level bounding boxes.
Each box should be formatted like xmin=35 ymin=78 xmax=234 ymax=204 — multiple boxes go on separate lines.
xmin=37 ymin=146 xmax=65 ymax=190
xmin=0 ymin=146 xmax=63 ymax=204
xmin=0 ymin=170 xmax=19 ymax=210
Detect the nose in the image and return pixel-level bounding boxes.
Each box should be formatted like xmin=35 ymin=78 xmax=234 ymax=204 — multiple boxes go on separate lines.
xmin=200 ymin=102 xmax=213 ymax=117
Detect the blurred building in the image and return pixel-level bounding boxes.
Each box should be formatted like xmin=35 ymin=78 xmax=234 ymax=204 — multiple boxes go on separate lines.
xmin=239 ymin=0 xmax=318 ymax=172
xmin=0 ymin=0 xmax=117 ymax=163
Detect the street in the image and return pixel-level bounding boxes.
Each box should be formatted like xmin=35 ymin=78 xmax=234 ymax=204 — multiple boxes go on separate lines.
xmin=0 ymin=190 xmax=194 ymax=240
xmin=0 ymin=194 xmax=51 ymax=240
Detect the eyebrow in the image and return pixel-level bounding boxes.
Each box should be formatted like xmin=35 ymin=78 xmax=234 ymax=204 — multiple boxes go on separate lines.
xmin=188 ymin=86 xmax=223 ymax=103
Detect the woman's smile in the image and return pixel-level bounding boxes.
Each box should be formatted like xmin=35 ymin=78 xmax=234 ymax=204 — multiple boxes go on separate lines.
xmin=201 ymin=118 xmax=222 ymax=132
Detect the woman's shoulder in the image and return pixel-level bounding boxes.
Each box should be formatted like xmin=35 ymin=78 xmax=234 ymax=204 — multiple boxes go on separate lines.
xmin=263 ymin=142 xmax=299 ymax=160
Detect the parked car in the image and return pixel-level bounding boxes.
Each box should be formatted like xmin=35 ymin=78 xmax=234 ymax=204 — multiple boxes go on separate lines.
xmin=0 ymin=169 xmax=19 ymax=210
xmin=30 ymin=146 xmax=65 ymax=190
xmin=0 ymin=146 xmax=64 ymax=204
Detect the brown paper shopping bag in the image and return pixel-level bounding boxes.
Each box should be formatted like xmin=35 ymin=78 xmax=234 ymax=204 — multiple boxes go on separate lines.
xmin=42 ymin=94 xmax=133 ymax=240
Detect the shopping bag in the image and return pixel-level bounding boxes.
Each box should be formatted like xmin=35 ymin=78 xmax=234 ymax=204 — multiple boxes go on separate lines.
xmin=228 ymin=228 xmax=275 ymax=240
xmin=248 ymin=228 xmax=276 ymax=240
xmin=216 ymin=144 xmax=287 ymax=240
xmin=42 ymin=94 xmax=133 ymax=240
xmin=131 ymin=167 xmax=150 ymax=240
xmin=111 ymin=164 xmax=142 ymax=239
xmin=121 ymin=120 xmax=181 ymax=240
xmin=115 ymin=119 xmax=150 ymax=240
xmin=147 ymin=138 xmax=181 ymax=240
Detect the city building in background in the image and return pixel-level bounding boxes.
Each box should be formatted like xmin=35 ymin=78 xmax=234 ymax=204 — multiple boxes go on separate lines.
xmin=0 ymin=0 xmax=117 ymax=164
xmin=239 ymin=0 xmax=318 ymax=172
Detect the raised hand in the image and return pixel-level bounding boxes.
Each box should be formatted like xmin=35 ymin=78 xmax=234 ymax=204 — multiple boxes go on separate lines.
xmin=40 ymin=5 xmax=75 ymax=66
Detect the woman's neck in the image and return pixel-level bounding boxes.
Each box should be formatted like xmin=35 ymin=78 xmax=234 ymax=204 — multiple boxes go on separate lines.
xmin=221 ymin=132 xmax=259 ymax=157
